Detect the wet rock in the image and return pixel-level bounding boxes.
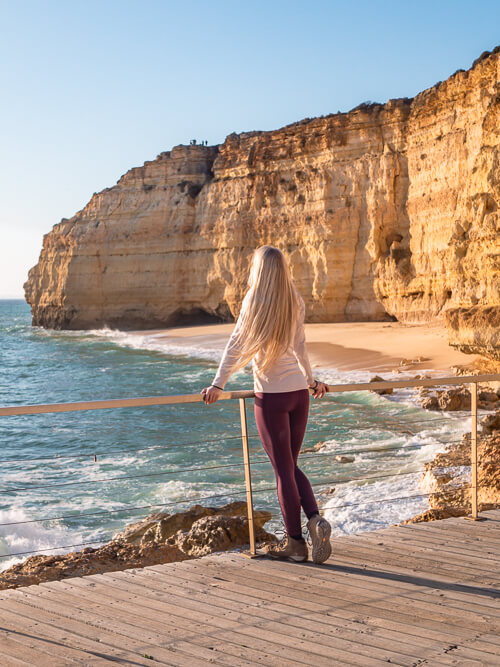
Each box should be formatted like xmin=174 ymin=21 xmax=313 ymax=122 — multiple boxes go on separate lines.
xmin=335 ymin=455 xmax=355 ymax=463
xmin=418 ymin=386 xmax=500 ymax=411
xmin=420 ymin=395 xmax=440 ymax=410
xmin=481 ymin=409 xmax=500 ymax=434
xmin=400 ymin=431 xmax=500 ymax=524
xmin=369 ymin=375 xmax=393 ymax=395
xmin=418 ymin=387 xmax=471 ymax=411
xmin=399 ymin=357 xmax=429 ymax=368
xmin=302 ymin=441 xmax=326 ymax=453
xmin=479 ymin=391 xmax=499 ymax=404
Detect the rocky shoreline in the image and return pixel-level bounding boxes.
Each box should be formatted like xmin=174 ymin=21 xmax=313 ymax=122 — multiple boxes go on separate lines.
xmin=0 ymin=501 xmax=274 ymax=591
xmin=401 ymin=365 xmax=500 ymax=523
xmin=401 ymin=429 xmax=500 ymax=524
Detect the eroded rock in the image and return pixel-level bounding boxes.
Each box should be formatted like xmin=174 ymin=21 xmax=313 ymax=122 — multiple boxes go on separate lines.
xmin=0 ymin=501 xmax=274 ymax=590
xmin=418 ymin=386 xmax=500 ymax=411
xmin=401 ymin=431 xmax=500 ymax=524
xmin=369 ymin=375 xmax=393 ymax=395
xmin=335 ymin=455 xmax=355 ymax=463
xmin=302 ymin=441 xmax=327 ymax=453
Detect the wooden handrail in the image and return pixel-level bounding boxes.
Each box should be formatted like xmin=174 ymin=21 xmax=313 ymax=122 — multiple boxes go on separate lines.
xmin=0 ymin=374 xmax=498 ymax=417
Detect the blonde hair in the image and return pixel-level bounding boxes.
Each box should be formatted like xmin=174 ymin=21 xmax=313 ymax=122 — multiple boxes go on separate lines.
xmin=231 ymin=245 xmax=301 ymax=375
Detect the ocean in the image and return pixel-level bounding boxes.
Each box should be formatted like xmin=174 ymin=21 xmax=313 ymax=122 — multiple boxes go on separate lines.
xmin=0 ymin=299 xmax=471 ymax=571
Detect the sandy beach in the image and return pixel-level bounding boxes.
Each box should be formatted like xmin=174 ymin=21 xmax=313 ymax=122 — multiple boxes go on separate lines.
xmin=136 ymin=321 xmax=481 ymax=375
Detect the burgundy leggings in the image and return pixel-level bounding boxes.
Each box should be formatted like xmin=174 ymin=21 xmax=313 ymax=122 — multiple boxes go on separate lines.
xmin=254 ymin=389 xmax=319 ymax=536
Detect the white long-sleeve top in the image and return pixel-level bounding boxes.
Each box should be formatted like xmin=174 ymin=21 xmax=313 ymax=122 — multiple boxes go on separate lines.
xmin=211 ymin=291 xmax=315 ymax=393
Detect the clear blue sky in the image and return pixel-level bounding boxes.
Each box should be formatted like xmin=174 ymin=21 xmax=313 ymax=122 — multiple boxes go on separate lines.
xmin=1 ymin=0 xmax=498 ymax=298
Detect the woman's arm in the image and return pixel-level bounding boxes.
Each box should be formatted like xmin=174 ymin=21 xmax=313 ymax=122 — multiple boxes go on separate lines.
xmin=292 ymin=297 xmax=315 ymax=387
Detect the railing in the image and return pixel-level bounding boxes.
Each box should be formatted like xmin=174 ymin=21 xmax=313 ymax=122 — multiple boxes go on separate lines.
xmin=0 ymin=373 xmax=498 ymax=561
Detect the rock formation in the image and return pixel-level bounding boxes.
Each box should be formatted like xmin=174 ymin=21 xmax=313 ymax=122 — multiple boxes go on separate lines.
xmin=25 ymin=48 xmax=500 ymax=357
xmin=402 ymin=428 xmax=500 ymax=524
xmin=0 ymin=501 xmax=274 ymax=590
xmin=417 ymin=385 xmax=500 ymax=411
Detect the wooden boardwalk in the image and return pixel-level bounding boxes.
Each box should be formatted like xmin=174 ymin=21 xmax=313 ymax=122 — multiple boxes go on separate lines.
xmin=0 ymin=510 xmax=499 ymax=666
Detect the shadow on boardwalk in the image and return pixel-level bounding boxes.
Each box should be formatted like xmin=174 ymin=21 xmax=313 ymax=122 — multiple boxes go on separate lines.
xmin=0 ymin=509 xmax=499 ymax=666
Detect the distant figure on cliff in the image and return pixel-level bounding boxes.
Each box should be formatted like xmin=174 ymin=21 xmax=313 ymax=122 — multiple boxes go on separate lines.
xmin=201 ymin=245 xmax=331 ymax=563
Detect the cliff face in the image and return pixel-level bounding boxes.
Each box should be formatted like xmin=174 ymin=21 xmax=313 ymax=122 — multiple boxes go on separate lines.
xmin=25 ymin=48 xmax=500 ymax=354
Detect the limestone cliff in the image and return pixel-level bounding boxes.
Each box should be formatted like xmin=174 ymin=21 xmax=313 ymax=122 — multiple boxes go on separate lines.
xmin=25 ymin=47 xmax=500 ymax=356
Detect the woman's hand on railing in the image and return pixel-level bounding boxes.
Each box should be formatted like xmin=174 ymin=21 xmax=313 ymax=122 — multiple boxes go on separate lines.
xmin=201 ymin=386 xmax=223 ymax=404
xmin=311 ymin=381 xmax=329 ymax=399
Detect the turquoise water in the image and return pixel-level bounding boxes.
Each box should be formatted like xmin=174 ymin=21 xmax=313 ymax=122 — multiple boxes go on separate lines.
xmin=0 ymin=299 xmax=470 ymax=570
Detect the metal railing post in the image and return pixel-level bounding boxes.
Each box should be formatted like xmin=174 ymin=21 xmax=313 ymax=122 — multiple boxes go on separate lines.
xmin=239 ymin=397 xmax=256 ymax=555
xmin=467 ymin=381 xmax=480 ymax=520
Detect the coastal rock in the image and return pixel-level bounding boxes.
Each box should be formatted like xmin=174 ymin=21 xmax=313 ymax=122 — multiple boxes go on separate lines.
xmin=419 ymin=387 xmax=471 ymax=411
xmin=481 ymin=409 xmax=500 ymax=433
xmin=445 ymin=307 xmax=500 ymax=361
xmin=335 ymin=455 xmax=355 ymax=463
xmin=169 ymin=514 xmax=273 ymax=557
xmin=24 ymin=47 xmax=500 ymax=362
xmin=369 ymin=375 xmax=393 ymax=395
xmin=418 ymin=386 xmax=500 ymax=411
xmin=401 ymin=431 xmax=500 ymax=523
xmin=113 ymin=500 xmax=255 ymax=545
xmin=0 ymin=501 xmax=274 ymax=590
xmin=302 ymin=440 xmax=326 ymax=453
xmin=0 ymin=540 xmax=188 ymax=591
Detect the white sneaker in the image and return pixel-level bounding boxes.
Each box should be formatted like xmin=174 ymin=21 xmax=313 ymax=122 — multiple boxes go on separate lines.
xmin=307 ymin=514 xmax=332 ymax=564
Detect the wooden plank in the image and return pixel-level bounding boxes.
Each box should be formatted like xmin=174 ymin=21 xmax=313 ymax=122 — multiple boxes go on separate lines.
xmin=356 ymin=529 xmax=500 ymax=572
xmin=150 ymin=561 xmax=477 ymax=646
xmin=175 ymin=560 xmax=500 ymax=647
xmin=399 ymin=521 xmax=500 ymax=548
xmin=0 ymin=651 xmax=31 ymax=667
xmin=156 ymin=638 xmax=258 ymax=667
xmin=85 ymin=573 xmax=341 ymax=666
xmin=420 ymin=517 xmax=500 ymax=539
xmin=189 ymin=558 xmax=500 ymax=633
xmin=336 ymin=534 xmax=493 ymax=578
xmin=0 ymin=509 xmax=497 ymax=666
xmin=235 ymin=547 xmax=500 ymax=607
xmin=224 ymin=546 xmax=498 ymax=600
xmin=228 ymin=551 xmax=500 ymax=619
xmin=0 ymin=605 xmax=140 ymax=666
xmin=100 ymin=566 xmax=442 ymax=661
xmin=390 ymin=525 xmax=500 ymax=562
xmin=21 ymin=581 xmax=198 ymax=639
xmin=130 ymin=564 xmax=443 ymax=651
xmin=187 ymin=634 xmax=305 ymax=667
xmin=5 ymin=588 xmax=210 ymax=666
xmin=42 ymin=577 xmax=236 ymax=635
xmin=0 ymin=597 xmax=172 ymax=666
xmin=324 ymin=541 xmax=499 ymax=585
xmin=0 ymin=633 xmax=51 ymax=667
xmin=97 ymin=570 xmax=394 ymax=666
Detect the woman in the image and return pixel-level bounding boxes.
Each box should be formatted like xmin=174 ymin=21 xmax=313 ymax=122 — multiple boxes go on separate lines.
xmin=201 ymin=245 xmax=331 ymax=564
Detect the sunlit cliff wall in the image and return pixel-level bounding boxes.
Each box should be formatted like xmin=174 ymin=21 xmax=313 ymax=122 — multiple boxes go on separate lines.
xmin=25 ymin=48 xmax=500 ymax=356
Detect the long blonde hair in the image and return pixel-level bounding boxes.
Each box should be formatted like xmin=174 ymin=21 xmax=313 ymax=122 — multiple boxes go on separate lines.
xmin=232 ymin=246 xmax=301 ymax=375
